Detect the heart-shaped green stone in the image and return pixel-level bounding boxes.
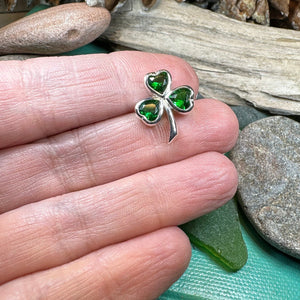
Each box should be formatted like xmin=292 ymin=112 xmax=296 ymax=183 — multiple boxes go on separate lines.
xmin=138 ymin=99 xmax=160 ymax=122
xmin=147 ymin=71 xmax=169 ymax=95
xmin=168 ymin=87 xmax=192 ymax=110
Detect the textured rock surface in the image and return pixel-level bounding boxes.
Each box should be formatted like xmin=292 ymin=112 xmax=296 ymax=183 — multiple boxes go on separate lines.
xmin=290 ymin=1 xmax=300 ymax=30
xmin=218 ymin=0 xmax=270 ymax=25
xmin=0 ymin=3 xmax=110 ymax=55
xmin=230 ymin=116 xmax=300 ymax=259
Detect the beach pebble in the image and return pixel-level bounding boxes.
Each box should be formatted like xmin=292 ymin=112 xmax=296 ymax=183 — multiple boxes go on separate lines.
xmin=230 ymin=116 xmax=300 ymax=259
xmin=231 ymin=105 xmax=270 ymax=130
xmin=0 ymin=3 xmax=110 ymax=55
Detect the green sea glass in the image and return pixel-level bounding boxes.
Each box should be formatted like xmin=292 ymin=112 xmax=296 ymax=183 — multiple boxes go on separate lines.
xmin=181 ymin=198 xmax=248 ymax=271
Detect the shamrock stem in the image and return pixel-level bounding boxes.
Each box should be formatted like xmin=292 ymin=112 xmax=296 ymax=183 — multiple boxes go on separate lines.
xmin=163 ymin=102 xmax=177 ymax=143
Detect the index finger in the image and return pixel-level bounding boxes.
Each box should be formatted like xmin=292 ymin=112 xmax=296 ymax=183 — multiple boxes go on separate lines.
xmin=0 ymin=51 xmax=198 ymax=149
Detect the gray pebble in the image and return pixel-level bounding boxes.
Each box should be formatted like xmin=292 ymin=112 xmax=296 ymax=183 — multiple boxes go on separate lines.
xmin=231 ymin=105 xmax=270 ymax=130
xmin=230 ymin=116 xmax=300 ymax=259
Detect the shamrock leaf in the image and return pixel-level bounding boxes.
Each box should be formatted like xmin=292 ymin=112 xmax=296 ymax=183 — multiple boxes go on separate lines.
xmin=135 ymin=98 xmax=163 ymax=125
xmin=167 ymin=86 xmax=194 ymax=112
xmin=146 ymin=70 xmax=171 ymax=96
xmin=135 ymin=70 xmax=195 ymax=143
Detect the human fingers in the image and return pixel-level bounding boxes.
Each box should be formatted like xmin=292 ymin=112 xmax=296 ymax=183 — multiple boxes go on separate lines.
xmin=0 ymin=227 xmax=191 ymax=300
xmin=0 ymin=51 xmax=198 ymax=149
xmin=0 ymin=99 xmax=238 ymax=213
xmin=0 ymin=152 xmax=237 ymax=284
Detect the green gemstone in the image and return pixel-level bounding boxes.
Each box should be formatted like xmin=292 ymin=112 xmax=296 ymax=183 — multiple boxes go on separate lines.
xmin=139 ymin=99 xmax=160 ymax=121
xmin=169 ymin=87 xmax=192 ymax=110
xmin=147 ymin=71 xmax=169 ymax=94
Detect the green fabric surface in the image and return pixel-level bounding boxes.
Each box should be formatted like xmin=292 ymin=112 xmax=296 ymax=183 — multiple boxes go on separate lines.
xmin=26 ymin=4 xmax=50 ymax=15
xmin=59 ymin=43 xmax=108 ymax=56
xmin=160 ymin=209 xmax=300 ymax=299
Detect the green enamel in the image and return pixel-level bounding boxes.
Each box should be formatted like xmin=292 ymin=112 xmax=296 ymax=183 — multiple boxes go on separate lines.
xmin=169 ymin=87 xmax=192 ymax=110
xmin=181 ymin=198 xmax=248 ymax=271
xmin=147 ymin=71 xmax=169 ymax=94
xmin=139 ymin=99 xmax=160 ymax=121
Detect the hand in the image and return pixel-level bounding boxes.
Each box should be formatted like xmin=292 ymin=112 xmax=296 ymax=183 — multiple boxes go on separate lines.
xmin=0 ymin=51 xmax=238 ymax=299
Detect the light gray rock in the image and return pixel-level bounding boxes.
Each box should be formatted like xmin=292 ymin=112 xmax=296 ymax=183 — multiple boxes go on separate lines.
xmin=0 ymin=3 xmax=110 ymax=55
xmin=85 ymin=0 xmax=105 ymax=7
xmin=230 ymin=116 xmax=300 ymax=259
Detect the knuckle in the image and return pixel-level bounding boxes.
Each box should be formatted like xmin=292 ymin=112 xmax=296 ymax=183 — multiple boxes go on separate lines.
xmin=43 ymin=129 xmax=97 ymax=194
xmin=213 ymin=153 xmax=238 ymax=201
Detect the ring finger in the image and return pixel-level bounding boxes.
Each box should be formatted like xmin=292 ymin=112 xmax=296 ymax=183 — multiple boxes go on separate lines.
xmin=0 ymin=151 xmax=237 ymax=284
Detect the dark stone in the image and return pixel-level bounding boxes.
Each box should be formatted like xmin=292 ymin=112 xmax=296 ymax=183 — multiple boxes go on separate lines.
xmin=230 ymin=116 xmax=300 ymax=259
xmin=289 ymin=0 xmax=300 ymax=30
xmin=231 ymin=105 xmax=270 ymax=130
xmin=269 ymin=0 xmax=289 ymax=16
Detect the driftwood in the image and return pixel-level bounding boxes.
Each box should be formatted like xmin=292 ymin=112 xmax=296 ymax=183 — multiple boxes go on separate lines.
xmin=104 ymin=0 xmax=300 ymax=115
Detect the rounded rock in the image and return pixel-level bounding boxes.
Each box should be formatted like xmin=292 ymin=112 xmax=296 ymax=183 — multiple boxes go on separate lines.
xmin=230 ymin=116 xmax=300 ymax=259
xmin=0 ymin=3 xmax=110 ymax=55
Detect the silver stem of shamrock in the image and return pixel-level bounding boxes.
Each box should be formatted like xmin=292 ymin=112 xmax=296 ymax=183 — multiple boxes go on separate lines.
xmin=163 ymin=100 xmax=177 ymax=143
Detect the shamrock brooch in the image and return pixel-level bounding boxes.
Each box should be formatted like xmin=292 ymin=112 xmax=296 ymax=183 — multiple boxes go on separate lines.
xmin=135 ymin=70 xmax=195 ymax=143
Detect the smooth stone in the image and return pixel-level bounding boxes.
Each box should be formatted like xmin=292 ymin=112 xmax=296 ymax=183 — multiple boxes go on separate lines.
xmin=230 ymin=116 xmax=300 ymax=259
xmin=0 ymin=3 xmax=111 ymax=55
xmin=231 ymin=105 xmax=270 ymax=130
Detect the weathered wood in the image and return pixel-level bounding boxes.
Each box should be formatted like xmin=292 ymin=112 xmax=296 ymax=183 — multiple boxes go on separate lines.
xmin=104 ymin=0 xmax=300 ymax=114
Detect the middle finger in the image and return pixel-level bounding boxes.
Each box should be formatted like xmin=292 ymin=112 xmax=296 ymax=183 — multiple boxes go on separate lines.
xmin=0 ymin=99 xmax=238 ymax=213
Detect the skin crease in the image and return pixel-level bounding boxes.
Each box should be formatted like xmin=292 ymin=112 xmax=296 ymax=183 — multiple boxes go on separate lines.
xmin=0 ymin=51 xmax=239 ymax=299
